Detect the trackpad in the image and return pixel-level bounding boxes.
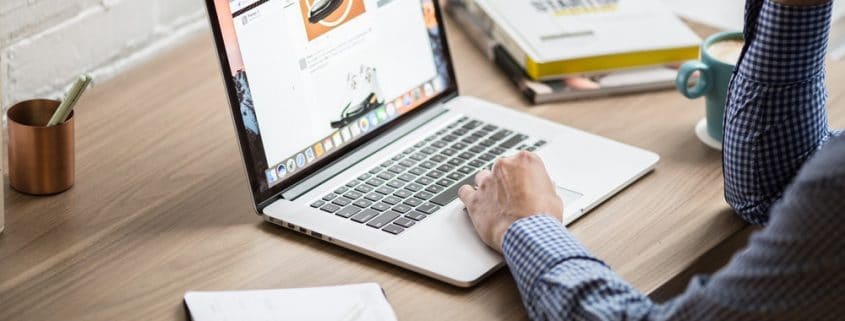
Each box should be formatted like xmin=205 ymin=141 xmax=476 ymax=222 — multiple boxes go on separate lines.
xmin=555 ymin=185 xmax=583 ymax=207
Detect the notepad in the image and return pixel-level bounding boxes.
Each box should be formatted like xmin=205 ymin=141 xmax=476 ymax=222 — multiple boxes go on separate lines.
xmin=184 ymin=283 xmax=398 ymax=321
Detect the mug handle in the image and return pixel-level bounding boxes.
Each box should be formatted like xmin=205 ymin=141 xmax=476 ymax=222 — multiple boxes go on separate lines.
xmin=676 ymin=61 xmax=712 ymax=99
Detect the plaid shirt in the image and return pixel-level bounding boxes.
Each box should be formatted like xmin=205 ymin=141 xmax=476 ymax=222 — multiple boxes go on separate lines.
xmin=502 ymin=1 xmax=845 ymax=320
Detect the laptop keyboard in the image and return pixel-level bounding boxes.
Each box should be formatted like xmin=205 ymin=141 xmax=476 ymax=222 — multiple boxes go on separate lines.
xmin=308 ymin=117 xmax=546 ymax=235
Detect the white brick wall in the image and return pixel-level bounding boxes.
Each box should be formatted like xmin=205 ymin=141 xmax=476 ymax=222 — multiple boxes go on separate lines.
xmin=0 ymin=0 xmax=209 ymax=110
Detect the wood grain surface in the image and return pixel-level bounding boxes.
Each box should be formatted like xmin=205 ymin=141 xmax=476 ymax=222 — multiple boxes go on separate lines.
xmin=1 ymin=12 xmax=843 ymax=321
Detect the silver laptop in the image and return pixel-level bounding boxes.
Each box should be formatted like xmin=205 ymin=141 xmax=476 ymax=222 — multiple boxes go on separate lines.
xmin=205 ymin=0 xmax=659 ymax=287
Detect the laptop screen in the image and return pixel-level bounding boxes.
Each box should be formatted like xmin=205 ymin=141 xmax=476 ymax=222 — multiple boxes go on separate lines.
xmin=209 ymin=0 xmax=455 ymax=200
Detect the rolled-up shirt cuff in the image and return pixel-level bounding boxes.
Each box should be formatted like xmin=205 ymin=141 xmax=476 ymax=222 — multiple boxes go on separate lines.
xmin=738 ymin=0 xmax=832 ymax=84
xmin=502 ymin=215 xmax=606 ymax=297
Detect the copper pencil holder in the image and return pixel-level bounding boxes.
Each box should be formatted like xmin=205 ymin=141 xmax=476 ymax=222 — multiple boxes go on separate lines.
xmin=7 ymin=99 xmax=75 ymax=195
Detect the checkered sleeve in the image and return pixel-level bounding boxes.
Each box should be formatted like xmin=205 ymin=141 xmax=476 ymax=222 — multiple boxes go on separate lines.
xmin=503 ymin=215 xmax=657 ymax=321
xmin=723 ymin=0 xmax=836 ymax=225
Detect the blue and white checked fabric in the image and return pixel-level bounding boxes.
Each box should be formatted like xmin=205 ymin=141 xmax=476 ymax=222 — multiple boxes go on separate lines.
xmin=501 ymin=1 xmax=845 ymax=320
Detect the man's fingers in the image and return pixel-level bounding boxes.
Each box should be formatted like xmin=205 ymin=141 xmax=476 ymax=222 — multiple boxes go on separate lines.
xmin=458 ymin=185 xmax=475 ymax=205
xmin=475 ymin=169 xmax=493 ymax=188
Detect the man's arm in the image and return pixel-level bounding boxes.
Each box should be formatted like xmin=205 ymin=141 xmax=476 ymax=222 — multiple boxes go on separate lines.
xmin=502 ymin=136 xmax=845 ymax=321
xmin=723 ymin=0 xmax=835 ymax=225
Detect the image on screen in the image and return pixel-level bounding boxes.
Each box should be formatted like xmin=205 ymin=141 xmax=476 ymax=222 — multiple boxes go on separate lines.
xmin=213 ymin=0 xmax=453 ymax=194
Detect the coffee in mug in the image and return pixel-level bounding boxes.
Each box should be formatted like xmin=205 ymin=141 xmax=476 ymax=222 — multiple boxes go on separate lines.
xmin=707 ymin=40 xmax=744 ymax=65
xmin=675 ymin=31 xmax=744 ymax=144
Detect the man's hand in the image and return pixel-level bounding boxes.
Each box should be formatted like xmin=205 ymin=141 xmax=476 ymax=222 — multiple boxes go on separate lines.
xmin=458 ymin=151 xmax=564 ymax=253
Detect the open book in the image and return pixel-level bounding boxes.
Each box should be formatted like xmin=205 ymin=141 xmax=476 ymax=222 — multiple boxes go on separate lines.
xmin=184 ymin=283 xmax=398 ymax=321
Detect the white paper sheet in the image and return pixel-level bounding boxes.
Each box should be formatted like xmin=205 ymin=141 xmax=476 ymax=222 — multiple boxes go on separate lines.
xmin=184 ymin=283 xmax=398 ymax=321
xmin=661 ymin=0 xmax=744 ymax=31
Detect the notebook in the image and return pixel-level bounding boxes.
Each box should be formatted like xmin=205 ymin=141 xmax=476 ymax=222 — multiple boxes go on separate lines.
xmin=183 ymin=283 xmax=398 ymax=321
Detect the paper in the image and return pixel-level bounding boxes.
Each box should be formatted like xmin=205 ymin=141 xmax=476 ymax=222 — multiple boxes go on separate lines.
xmin=662 ymin=0 xmax=744 ymax=31
xmin=184 ymin=283 xmax=398 ymax=321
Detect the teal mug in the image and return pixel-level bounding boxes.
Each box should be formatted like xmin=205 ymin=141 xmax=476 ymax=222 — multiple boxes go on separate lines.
xmin=675 ymin=31 xmax=744 ymax=143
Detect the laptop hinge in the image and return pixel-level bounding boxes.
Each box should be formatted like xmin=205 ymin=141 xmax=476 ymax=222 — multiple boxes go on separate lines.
xmin=274 ymin=103 xmax=451 ymax=204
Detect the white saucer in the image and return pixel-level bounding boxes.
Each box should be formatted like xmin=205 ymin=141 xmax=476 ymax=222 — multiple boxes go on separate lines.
xmin=695 ymin=118 xmax=723 ymax=151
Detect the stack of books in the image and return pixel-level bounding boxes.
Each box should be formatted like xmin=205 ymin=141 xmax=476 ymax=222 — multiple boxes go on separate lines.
xmin=446 ymin=0 xmax=701 ymax=104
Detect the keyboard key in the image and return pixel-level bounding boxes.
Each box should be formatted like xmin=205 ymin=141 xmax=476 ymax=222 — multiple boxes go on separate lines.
xmin=334 ymin=186 xmax=349 ymax=194
xmin=355 ymin=185 xmax=374 ymax=193
xmin=458 ymin=152 xmax=475 ymax=160
xmin=416 ymin=203 xmax=441 ymax=214
xmin=415 ymin=177 xmax=434 ymax=185
xmin=399 ymin=159 xmax=415 ymax=168
xmin=403 ymin=198 xmax=422 ymax=207
xmin=482 ymin=124 xmax=499 ymax=131
xmin=442 ymin=135 xmax=458 ymax=142
xmin=393 ymin=217 xmax=416 ymax=228
xmin=393 ymin=189 xmax=413 ymax=199
xmin=447 ymin=158 xmax=465 ymax=166
xmin=414 ymin=191 xmax=434 ymax=200
xmin=392 ymin=204 xmax=412 ymax=214
xmin=336 ymin=205 xmax=362 ymax=218
xmin=410 ymin=153 xmax=427 ymax=161
xmin=469 ymin=145 xmax=486 ymax=153
xmin=479 ymin=153 xmax=496 ymax=162
xmin=461 ymin=136 xmax=479 ymax=144
xmin=535 ymin=140 xmax=547 ymax=147
xmin=419 ymin=161 xmax=436 ymax=169
xmin=375 ymin=186 xmax=394 ymax=195
xmin=391 ymin=154 xmax=403 ymax=161
xmin=451 ymin=128 xmax=469 ymax=136
xmin=310 ymin=200 xmax=325 ymax=208
xmin=479 ymin=139 xmax=496 ymax=147
xmin=383 ymin=196 xmax=402 ymax=205
xmin=500 ymin=134 xmax=529 ymax=148
xmin=398 ymin=173 xmax=417 ymax=182
xmin=490 ymin=147 xmax=506 ymax=155
xmin=447 ymin=172 xmax=464 ymax=181
xmin=468 ymin=160 xmax=485 ymax=168
xmin=414 ymin=141 xmax=426 ymax=148
xmin=462 ymin=120 xmax=483 ymax=129
xmin=490 ymin=129 xmax=513 ymax=141
xmin=425 ymin=185 xmax=445 ymax=194
xmin=432 ymin=141 xmax=448 ymax=148
xmin=353 ymin=199 xmax=373 ymax=208
xmin=382 ymin=224 xmax=405 ymax=235
xmin=364 ymin=192 xmax=384 ymax=202
xmin=440 ymin=148 xmax=457 ymax=156
xmin=368 ymin=167 xmax=382 ymax=175
xmin=430 ymin=155 xmax=447 ymax=163
xmin=381 ymin=160 xmax=394 ymax=167
xmin=388 ymin=165 xmax=407 ymax=174
xmin=471 ymin=131 xmax=488 ymax=138
xmin=451 ymin=142 xmax=468 ymax=150
xmin=377 ymin=172 xmax=396 ymax=181
xmin=403 ymin=147 xmax=416 ymax=154
xmin=405 ymin=211 xmax=427 ymax=221
xmin=436 ymin=164 xmax=454 ymax=173
xmin=409 ymin=167 xmax=427 ymax=176
xmin=426 ymin=170 xmax=445 ymax=179
xmin=404 ymin=183 xmax=423 ymax=192
xmin=366 ymin=178 xmax=385 ymax=186
xmin=358 ymin=173 xmax=372 ymax=181
xmin=436 ymin=179 xmax=455 ymax=187
xmin=430 ymin=174 xmax=477 ymax=206
xmin=323 ymin=193 xmax=338 ymax=201
xmin=343 ymin=191 xmax=363 ymax=200
xmin=346 ymin=180 xmax=360 ymax=188
xmin=332 ymin=197 xmax=353 ymax=207
xmin=351 ymin=209 xmax=380 ymax=223
xmin=458 ymin=166 xmax=475 ymax=175
xmin=367 ymin=211 xmax=401 ymax=228
xmin=320 ymin=203 xmax=341 ymax=213
xmin=371 ymin=202 xmax=391 ymax=212
xmin=386 ymin=180 xmax=404 ymax=189
xmin=421 ymin=147 xmax=437 ymax=154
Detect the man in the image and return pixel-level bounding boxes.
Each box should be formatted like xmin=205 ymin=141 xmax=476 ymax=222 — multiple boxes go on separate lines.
xmin=458 ymin=0 xmax=845 ymax=320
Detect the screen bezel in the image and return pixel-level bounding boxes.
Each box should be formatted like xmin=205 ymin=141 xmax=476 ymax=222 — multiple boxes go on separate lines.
xmin=204 ymin=0 xmax=459 ymax=208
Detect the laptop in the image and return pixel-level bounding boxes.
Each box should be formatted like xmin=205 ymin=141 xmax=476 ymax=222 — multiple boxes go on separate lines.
xmin=204 ymin=0 xmax=659 ymax=287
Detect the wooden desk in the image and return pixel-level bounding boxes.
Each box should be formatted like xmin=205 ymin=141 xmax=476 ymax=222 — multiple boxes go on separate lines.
xmin=2 ymin=14 xmax=843 ymax=320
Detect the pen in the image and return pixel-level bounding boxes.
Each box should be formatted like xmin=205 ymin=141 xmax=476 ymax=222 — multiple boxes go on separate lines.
xmin=47 ymin=74 xmax=92 ymax=126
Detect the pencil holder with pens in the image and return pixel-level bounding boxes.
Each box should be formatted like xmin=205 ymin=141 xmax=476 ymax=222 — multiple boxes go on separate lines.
xmin=7 ymin=99 xmax=75 ymax=195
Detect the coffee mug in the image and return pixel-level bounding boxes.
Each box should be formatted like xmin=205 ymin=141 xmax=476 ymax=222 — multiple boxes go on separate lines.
xmin=676 ymin=31 xmax=744 ymax=143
